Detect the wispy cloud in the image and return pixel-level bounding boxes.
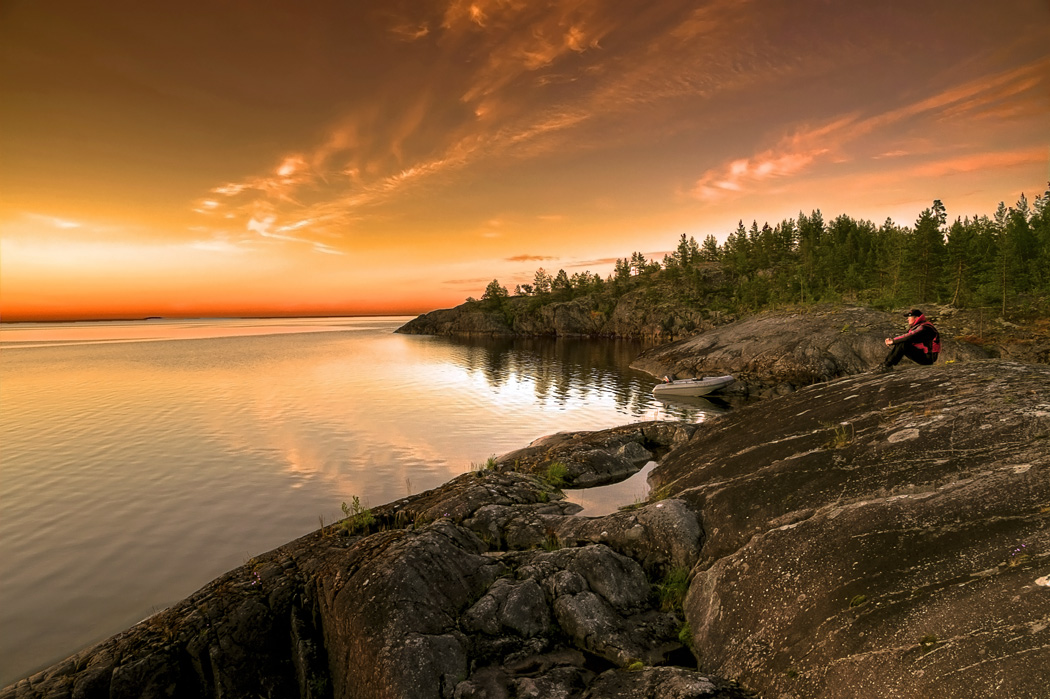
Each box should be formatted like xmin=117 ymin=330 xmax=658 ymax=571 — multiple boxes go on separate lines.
xmin=390 ymin=21 xmax=429 ymax=42
xmin=16 ymin=213 xmax=85 ymax=230
xmin=243 ymin=214 xmax=344 ymax=255
xmin=688 ymin=58 xmax=1050 ymax=202
xmin=892 ymin=147 xmax=1046 ymax=180
xmin=506 ymin=254 xmax=555 ymax=262
xmin=442 ymin=276 xmax=495 ymax=287
xmin=688 ymin=116 xmax=855 ymax=201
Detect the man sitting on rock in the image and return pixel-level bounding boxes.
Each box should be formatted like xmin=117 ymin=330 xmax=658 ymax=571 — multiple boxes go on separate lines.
xmin=873 ymin=309 xmax=940 ymax=373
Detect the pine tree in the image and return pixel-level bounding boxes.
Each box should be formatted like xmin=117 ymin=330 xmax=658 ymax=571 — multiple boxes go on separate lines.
xmin=946 ymin=217 xmax=977 ymax=306
xmin=797 ymin=210 xmax=825 ymax=302
xmin=909 ymin=205 xmax=948 ymax=304
xmin=482 ymin=279 xmax=508 ymax=301
xmin=1031 ymin=184 xmax=1050 ymax=293
xmin=992 ymin=202 xmax=1011 ymax=315
xmin=1006 ymin=194 xmax=1039 ymax=294
xmin=701 ymin=235 xmax=720 ymax=261
xmin=630 ymin=252 xmax=649 ymax=276
xmin=552 ymin=269 xmax=571 ymax=294
xmin=533 ymin=268 xmax=553 ymax=294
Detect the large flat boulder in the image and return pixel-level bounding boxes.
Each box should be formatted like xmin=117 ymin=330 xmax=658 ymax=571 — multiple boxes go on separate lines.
xmin=651 ymin=359 xmax=1050 ymax=698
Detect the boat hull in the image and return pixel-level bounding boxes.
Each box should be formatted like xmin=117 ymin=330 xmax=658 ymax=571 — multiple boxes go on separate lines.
xmin=652 ymin=375 xmax=734 ymax=397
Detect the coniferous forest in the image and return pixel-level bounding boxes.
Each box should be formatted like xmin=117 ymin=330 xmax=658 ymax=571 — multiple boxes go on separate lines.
xmin=478 ymin=189 xmax=1050 ymax=322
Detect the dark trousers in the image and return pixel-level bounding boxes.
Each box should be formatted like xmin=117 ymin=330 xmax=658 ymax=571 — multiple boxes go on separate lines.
xmin=884 ymin=343 xmax=934 ymax=367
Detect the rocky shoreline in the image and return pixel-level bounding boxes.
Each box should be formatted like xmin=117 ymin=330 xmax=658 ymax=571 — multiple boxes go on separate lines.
xmin=6 ymin=311 xmax=1049 ymax=698
xmin=396 ymin=298 xmax=1050 ymax=367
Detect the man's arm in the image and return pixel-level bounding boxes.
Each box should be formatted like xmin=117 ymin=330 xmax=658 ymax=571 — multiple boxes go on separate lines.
xmin=890 ymin=324 xmax=926 ymax=345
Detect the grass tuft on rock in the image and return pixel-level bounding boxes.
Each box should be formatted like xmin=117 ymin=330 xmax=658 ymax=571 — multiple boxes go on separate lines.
xmin=545 ymin=461 xmax=569 ymax=488
xmin=340 ymin=495 xmax=376 ymax=534
xmin=657 ymin=567 xmax=691 ymax=613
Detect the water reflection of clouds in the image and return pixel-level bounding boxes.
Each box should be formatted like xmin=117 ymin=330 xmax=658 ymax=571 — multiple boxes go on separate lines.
xmin=1 ymin=316 xmax=741 ymax=686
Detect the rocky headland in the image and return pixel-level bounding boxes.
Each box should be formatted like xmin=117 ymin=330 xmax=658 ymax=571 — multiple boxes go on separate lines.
xmin=394 ymin=289 xmax=726 ymax=342
xmin=6 ymin=310 xmax=1049 ymax=699
xmin=395 ymin=296 xmax=1050 ymax=365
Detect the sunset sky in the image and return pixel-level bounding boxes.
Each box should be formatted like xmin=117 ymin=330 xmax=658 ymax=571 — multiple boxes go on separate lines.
xmin=1 ymin=0 xmax=1048 ymax=321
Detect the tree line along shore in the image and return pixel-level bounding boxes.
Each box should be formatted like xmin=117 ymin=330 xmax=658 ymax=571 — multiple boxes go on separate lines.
xmin=473 ymin=191 xmax=1050 ymax=330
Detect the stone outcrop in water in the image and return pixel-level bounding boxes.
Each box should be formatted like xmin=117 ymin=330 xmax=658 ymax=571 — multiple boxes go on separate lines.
xmin=5 ymin=337 xmax=1048 ymax=698
xmin=494 ymin=421 xmax=699 ymax=488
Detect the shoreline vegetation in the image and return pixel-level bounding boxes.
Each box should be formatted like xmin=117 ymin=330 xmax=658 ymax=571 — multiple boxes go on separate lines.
xmin=472 ymin=193 xmax=1050 ymax=326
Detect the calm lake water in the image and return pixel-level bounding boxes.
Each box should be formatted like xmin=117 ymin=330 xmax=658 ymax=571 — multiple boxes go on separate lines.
xmin=0 ymin=317 xmax=726 ymax=685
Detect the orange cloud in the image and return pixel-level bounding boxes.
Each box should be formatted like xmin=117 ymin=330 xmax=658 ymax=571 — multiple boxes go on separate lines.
xmin=506 ymin=254 xmax=555 ymax=262
xmin=688 ymin=58 xmax=1049 ymax=203
xmin=904 ymin=148 xmax=1047 ymax=179
xmin=689 ymin=115 xmax=857 ymax=201
xmin=390 ymin=22 xmax=430 ymax=41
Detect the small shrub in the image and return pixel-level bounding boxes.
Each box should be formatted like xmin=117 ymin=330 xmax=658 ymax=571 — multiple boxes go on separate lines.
xmin=822 ymin=421 xmax=854 ymax=449
xmin=919 ymin=634 xmax=940 ymax=652
xmin=309 ymin=676 xmax=330 ymax=696
xmin=341 ymin=495 xmax=375 ymax=534
xmin=677 ymin=621 xmax=693 ymax=648
xmin=546 ymin=461 xmax=569 ymax=488
xmin=649 ymin=485 xmax=672 ymax=502
xmin=658 ymin=567 xmax=690 ymax=613
xmin=618 ymin=497 xmax=646 ymax=512
xmin=471 ymin=455 xmax=499 ymax=472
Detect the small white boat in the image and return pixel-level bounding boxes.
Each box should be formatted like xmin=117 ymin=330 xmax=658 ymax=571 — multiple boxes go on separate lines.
xmin=652 ymin=375 xmax=734 ymax=397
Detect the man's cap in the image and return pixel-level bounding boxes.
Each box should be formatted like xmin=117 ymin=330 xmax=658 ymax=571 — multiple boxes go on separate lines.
xmin=905 ymin=308 xmax=923 ymax=317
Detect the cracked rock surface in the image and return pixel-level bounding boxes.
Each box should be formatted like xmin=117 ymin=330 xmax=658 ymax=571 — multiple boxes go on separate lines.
xmin=652 ymin=359 xmax=1050 ymax=699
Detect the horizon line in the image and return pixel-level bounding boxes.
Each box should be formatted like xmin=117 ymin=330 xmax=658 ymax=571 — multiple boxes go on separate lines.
xmin=0 ymin=311 xmax=435 ymax=325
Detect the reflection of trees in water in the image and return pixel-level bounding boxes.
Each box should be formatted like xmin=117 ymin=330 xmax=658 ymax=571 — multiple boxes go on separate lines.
xmin=435 ymin=335 xmax=723 ymax=421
